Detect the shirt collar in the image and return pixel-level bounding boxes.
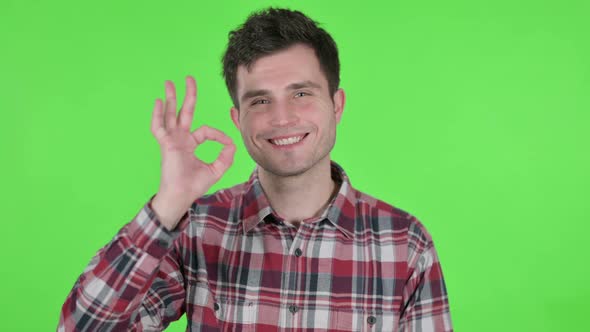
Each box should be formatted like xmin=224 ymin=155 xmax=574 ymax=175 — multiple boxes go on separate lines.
xmin=240 ymin=161 xmax=357 ymax=238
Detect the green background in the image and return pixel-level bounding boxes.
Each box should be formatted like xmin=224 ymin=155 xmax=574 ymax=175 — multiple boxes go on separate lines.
xmin=1 ymin=0 xmax=588 ymax=330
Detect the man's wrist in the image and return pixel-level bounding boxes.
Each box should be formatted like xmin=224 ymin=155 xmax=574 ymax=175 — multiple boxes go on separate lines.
xmin=150 ymin=192 xmax=192 ymax=231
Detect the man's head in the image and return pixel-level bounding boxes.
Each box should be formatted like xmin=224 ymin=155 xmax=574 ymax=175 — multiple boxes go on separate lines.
xmin=222 ymin=8 xmax=345 ymax=178
xmin=222 ymin=8 xmax=340 ymax=109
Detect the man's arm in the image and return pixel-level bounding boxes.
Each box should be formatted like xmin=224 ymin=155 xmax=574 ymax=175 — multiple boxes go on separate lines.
xmin=399 ymin=220 xmax=453 ymax=332
xmin=57 ymin=76 xmax=235 ymax=330
xmin=57 ymin=200 xmax=188 ymax=331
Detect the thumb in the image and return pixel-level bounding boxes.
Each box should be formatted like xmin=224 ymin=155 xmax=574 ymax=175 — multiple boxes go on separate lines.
xmin=208 ymin=142 xmax=236 ymax=179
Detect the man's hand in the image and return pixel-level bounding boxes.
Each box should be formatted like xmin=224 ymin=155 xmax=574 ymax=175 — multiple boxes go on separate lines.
xmin=150 ymin=76 xmax=236 ymax=230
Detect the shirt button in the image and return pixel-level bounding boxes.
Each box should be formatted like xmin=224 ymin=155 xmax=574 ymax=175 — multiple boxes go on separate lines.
xmin=294 ymin=248 xmax=303 ymax=257
xmin=214 ymin=303 xmax=220 ymax=311
xmin=289 ymin=305 xmax=299 ymax=314
xmin=367 ymin=315 xmax=377 ymax=325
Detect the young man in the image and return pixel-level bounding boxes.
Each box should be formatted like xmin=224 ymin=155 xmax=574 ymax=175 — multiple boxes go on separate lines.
xmin=58 ymin=8 xmax=452 ymax=331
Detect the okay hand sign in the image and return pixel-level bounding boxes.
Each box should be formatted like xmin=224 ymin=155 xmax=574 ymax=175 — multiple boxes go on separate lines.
xmin=150 ymin=76 xmax=236 ymax=229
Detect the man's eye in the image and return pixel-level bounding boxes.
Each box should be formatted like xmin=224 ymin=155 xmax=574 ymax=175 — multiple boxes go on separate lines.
xmin=252 ymin=99 xmax=270 ymax=105
xmin=295 ymin=92 xmax=308 ymax=97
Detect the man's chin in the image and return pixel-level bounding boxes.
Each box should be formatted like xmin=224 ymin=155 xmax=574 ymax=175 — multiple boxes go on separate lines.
xmin=257 ymin=159 xmax=314 ymax=178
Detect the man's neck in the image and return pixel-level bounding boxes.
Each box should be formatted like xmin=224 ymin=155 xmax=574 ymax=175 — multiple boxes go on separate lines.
xmin=258 ymin=158 xmax=337 ymax=225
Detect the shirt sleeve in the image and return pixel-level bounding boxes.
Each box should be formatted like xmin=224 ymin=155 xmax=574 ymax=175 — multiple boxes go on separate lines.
xmin=57 ymin=197 xmax=190 ymax=332
xmin=399 ymin=219 xmax=453 ymax=332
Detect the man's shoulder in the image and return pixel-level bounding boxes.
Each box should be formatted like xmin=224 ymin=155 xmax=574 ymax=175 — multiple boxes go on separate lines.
xmin=352 ymin=188 xmax=434 ymax=243
xmin=193 ymin=180 xmax=249 ymax=206
xmin=185 ymin=181 xmax=251 ymax=226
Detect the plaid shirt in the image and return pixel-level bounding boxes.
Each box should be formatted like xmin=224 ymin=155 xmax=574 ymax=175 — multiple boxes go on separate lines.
xmin=58 ymin=161 xmax=452 ymax=331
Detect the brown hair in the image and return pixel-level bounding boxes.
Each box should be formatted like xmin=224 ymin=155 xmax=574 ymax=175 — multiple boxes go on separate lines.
xmin=222 ymin=7 xmax=340 ymax=108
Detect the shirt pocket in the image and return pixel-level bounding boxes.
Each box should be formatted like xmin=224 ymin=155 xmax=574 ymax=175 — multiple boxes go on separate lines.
xmin=335 ymin=307 xmax=400 ymax=331
xmin=214 ymin=296 xmax=256 ymax=331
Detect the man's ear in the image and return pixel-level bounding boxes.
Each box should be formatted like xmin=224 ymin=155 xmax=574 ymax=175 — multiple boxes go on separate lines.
xmin=333 ymin=88 xmax=346 ymax=124
xmin=230 ymin=106 xmax=240 ymax=130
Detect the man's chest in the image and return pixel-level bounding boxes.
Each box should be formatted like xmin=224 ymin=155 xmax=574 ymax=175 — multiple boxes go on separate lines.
xmin=179 ymin=222 xmax=409 ymax=331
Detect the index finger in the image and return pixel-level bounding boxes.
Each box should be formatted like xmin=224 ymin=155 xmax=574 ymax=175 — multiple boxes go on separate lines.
xmin=191 ymin=125 xmax=234 ymax=146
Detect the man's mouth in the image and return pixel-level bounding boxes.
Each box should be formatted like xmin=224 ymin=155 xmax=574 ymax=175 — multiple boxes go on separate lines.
xmin=267 ymin=133 xmax=309 ymax=146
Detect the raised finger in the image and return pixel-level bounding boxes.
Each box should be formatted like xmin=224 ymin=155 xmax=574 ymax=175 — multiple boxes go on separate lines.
xmin=150 ymin=98 xmax=165 ymax=139
xmin=178 ymin=76 xmax=197 ymax=130
xmin=164 ymin=80 xmax=178 ymax=130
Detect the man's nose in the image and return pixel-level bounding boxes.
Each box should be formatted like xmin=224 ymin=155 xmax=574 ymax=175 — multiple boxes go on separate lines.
xmin=269 ymin=101 xmax=299 ymax=127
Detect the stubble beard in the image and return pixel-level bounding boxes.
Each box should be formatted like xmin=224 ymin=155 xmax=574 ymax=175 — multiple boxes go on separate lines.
xmin=249 ymin=133 xmax=335 ymax=179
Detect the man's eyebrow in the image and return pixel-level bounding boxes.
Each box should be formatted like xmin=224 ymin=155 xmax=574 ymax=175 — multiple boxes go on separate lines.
xmin=287 ymin=80 xmax=321 ymax=90
xmin=239 ymin=81 xmax=321 ymax=103
xmin=240 ymin=89 xmax=271 ymax=103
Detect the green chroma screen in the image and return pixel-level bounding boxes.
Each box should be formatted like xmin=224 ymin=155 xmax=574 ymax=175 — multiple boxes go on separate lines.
xmin=1 ymin=0 xmax=588 ymax=330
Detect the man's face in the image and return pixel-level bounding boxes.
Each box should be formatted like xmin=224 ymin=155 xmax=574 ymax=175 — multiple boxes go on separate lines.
xmin=230 ymin=43 xmax=345 ymax=177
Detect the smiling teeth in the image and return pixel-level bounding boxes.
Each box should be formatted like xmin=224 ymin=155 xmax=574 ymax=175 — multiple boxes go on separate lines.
xmin=270 ymin=135 xmax=304 ymax=146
